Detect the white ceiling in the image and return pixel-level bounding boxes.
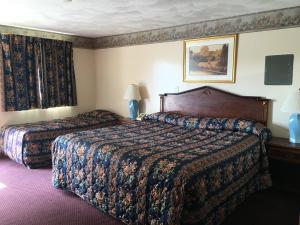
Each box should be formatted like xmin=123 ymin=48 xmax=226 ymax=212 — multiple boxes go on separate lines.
xmin=0 ymin=0 xmax=299 ymax=38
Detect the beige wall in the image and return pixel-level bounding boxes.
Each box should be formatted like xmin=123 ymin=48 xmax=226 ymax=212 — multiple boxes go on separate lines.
xmin=1 ymin=28 xmax=299 ymax=138
xmin=0 ymin=48 xmax=96 ymax=127
xmin=95 ymin=27 xmax=300 ymax=138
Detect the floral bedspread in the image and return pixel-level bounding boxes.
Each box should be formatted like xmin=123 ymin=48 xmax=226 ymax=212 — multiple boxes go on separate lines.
xmin=52 ymin=113 xmax=272 ymax=225
xmin=0 ymin=110 xmax=120 ymax=168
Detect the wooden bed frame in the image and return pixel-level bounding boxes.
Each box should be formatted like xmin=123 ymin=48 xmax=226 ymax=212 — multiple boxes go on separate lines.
xmin=160 ymin=86 xmax=269 ymax=125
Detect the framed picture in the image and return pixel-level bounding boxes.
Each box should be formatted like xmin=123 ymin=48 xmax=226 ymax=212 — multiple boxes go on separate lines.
xmin=183 ymin=34 xmax=238 ymax=83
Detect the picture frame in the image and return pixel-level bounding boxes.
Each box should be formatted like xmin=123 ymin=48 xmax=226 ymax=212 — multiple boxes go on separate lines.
xmin=183 ymin=34 xmax=238 ymax=83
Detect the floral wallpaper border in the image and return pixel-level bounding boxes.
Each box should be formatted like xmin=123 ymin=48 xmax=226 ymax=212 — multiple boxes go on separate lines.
xmin=0 ymin=6 xmax=300 ymax=49
xmin=94 ymin=6 xmax=300 ymax=49
xmin=0 ymin=25 xmax=94 ymax=49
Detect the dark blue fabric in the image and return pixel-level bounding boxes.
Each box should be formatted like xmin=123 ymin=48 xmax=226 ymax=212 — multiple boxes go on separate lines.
xmin=0 ymin=34 xmax=77 ymax=111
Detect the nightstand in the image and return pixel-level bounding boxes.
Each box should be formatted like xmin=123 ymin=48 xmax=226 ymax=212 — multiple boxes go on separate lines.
xmin=266 ymin=137 xmax=300 ymax=193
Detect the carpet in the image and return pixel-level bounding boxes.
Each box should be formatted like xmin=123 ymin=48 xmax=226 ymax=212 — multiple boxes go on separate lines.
xmin=0 ymin=157 xmax=123 ymax=225
xmin=0 ymin=156 xmax=299 ymax=225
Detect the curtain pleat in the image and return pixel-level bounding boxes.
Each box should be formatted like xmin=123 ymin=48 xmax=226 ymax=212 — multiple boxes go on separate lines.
xmin=34 ymin=38 xmax=43 ymax=109
xmin=0 ymin=41 xmax=5 ymax=112
xmin=57 ymin=41 xmax=67 ymax=105
xmin=1 ymin=35 xmax=18 ymax=111
xmin=0 ymin=34 xmax=77 ymax=111
xmin=66 ymin=42 xmax=77 ymax=106
xmin=11 ymin=35 xmax=31 ymax=110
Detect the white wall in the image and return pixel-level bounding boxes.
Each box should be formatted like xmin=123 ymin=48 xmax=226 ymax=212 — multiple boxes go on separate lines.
xmin=95 ymin=27 xmax=300 ymax=138
xmin=0 ymin=48 xmax=96 ymax=126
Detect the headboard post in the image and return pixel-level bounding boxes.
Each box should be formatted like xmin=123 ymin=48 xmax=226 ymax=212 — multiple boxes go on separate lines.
xmin=159 ymin=86 xmax=270 ymax=125
xmin=261 ymin=100 xmax=269 ymax=125
xmin=160 ymin=94 xmax=165 ymax=113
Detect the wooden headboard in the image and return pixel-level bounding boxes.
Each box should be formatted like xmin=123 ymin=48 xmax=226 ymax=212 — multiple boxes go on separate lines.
xmin=160 ymin=86 xmax=269 ymax=125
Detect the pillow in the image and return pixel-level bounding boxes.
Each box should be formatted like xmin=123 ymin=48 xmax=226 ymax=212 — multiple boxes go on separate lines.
xmin=144 ymin=112 xmax=183 ymax=125
xmin=144 ymin=112 xmax=226 ymax=130
xmin=144 ymin=112 xmax=272 ymax=142
xmin=78 ymin=110 xmax=120 ymax=121
xmin=224 ymin=118 xmax=272 ymax=143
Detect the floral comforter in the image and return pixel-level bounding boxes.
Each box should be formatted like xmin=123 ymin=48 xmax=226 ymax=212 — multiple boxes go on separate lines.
xmin=52 ymin=112 xmax=272 ymax=225
xmin=0 ymin=110 xmax=120 ymax=168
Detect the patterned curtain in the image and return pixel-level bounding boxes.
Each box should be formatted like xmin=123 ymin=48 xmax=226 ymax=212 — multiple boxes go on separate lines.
xmin=0 ymin=34 xmax=77 ymax=111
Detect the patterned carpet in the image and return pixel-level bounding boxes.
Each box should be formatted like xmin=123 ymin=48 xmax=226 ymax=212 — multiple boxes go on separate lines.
xmin=0 ymin=156 xmax=299 ymax=225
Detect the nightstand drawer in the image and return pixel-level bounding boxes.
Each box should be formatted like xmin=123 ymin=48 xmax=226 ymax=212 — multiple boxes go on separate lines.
xmin=269 ymin=147 xmax=300 ymax=164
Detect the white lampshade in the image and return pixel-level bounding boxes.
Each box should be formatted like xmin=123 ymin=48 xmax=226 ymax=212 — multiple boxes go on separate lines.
xmin=123 ymin=84 xmax=141 ymax=100
xmin=281 ymin=89 xmax=300 ymax=113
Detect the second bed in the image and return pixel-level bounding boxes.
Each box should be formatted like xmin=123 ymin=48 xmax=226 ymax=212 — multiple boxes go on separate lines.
xmin=0 ymin=110 xmax=120 ymax=168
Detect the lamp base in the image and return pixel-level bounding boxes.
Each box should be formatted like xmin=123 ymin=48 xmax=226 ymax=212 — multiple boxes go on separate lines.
xmin=288 ymin=113 xmax=300 ymax=144
xmin=128 ymin=100 xmax=138 ymax=120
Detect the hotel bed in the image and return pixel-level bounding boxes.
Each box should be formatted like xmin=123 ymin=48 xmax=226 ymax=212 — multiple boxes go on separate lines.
xmin=52 ymin=86 xmax=272 ymax=225
xmin=0 ymin=110 xmax=120 ymax=168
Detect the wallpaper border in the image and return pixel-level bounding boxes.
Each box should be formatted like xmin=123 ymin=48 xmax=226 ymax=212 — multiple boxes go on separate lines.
xmin=94 ymin=6 xmax=300 ymax=49
xmin=0 ymin=6 xmax=300 ymax=49
xmin=0 ymin=25 xmax=94 ymax=49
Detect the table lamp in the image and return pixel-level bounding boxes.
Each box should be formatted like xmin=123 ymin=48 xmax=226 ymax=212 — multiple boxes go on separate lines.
xmin=281 ymin=89 xmax=300 ymax=143
xmin=123 ymin=84 xmax=141 ymax=120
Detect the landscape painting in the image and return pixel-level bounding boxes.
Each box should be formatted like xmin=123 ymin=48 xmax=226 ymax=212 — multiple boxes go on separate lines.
xmin=183 ymin=34 xmax=237 ymax=83
xmin=189 ymin=44 xmax=228 ymax=75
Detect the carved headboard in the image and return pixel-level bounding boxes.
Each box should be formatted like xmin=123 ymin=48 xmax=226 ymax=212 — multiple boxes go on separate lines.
xmin=160 ymin=86 xmax=269 ymax=125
